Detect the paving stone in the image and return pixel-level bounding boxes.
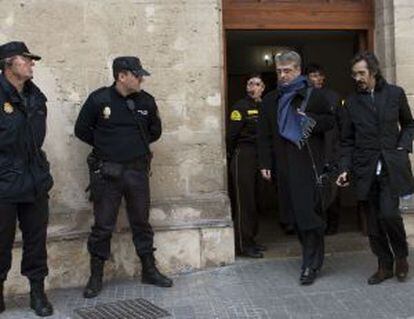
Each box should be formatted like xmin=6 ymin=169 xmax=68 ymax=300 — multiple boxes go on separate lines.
xmin=3 ymin=251 xmax=414 ymax=318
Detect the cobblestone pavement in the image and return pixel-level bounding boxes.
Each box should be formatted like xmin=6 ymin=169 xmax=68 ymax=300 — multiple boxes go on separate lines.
xmin=3 ymin=250 xmax=414 ymax=319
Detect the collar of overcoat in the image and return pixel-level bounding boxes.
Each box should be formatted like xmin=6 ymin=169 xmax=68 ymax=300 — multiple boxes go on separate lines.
xmin=356 ymin=77 xmax=388 ymax=122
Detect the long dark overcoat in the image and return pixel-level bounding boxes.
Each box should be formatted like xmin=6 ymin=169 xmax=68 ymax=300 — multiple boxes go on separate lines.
xmin=340 ymin=79 xmax=414 ymax=200
xmin=258 ymin=86 xmax=334 ymax=230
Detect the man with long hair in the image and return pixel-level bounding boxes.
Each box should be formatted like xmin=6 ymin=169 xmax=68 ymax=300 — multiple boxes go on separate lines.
xmin=337 ymin=52 xmax=414 ymax=284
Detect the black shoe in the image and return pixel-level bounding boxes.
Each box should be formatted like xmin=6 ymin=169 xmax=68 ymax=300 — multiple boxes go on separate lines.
xmin=241 ymin=247 xmax=263 ymax=258
xmin=367 ymin=265 xmax=393 ymax=285
xmin=300 ymin=268 xmax=317 ymax=285
xmin=0 ymin=281 xmax=4 ymax=313
xmin=140 ymin=253 xmax=173 ymax=287
xmin=253 ymin=243 xmax=267 ymax=252
xmin=29 ymin=280 xmax=53 ymax=317
xmin=83 ymin=256 xmax=105 ymax=298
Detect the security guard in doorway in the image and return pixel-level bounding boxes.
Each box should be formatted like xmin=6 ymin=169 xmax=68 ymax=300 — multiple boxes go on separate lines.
xmin=0 ymin=41 xmax=54 ymax=317
xmin=227 ymin=74 xmax=266 ymax=258
xmin=75 ymin=56 xmax=172 ymax=299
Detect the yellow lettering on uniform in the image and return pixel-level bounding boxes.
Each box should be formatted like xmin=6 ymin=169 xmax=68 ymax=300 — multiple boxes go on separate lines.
xmin=230 ymin=110 xmax=242 ymax=121
xmin=247 ymin=109 xmax=259 ymax=115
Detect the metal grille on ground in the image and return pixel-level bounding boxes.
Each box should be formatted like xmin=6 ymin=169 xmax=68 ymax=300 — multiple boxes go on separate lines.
xmin=74 ymin=298 xmax=171 ymax=319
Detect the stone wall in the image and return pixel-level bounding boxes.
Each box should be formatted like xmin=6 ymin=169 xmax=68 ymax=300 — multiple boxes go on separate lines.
xmin=0 ymin=0 xmax=234 ymax=295
xmin=375 ymin=0 xmax=414 ymax=213
xmin=376 ymin=0 xmax=414 ymax=245
xmin=392 ymin=0 xmax=414 ymax=240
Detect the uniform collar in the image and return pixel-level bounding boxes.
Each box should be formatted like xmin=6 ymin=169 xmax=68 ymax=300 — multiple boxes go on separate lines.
xmin=111 ymin=82 xmax=140 ymax=99
xmin=0 ymin=74 xmax=22 ymax=105
xmin=0 ymin=73 xmax=33 ymax=103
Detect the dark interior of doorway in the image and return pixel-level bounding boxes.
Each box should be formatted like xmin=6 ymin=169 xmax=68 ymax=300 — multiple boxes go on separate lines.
xmin=226 ymin=30 xmax=367 ymax=253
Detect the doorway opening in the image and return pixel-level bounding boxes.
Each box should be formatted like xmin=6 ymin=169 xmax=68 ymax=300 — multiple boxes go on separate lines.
xmin=225 ymin=30 xmax=368 ymax=255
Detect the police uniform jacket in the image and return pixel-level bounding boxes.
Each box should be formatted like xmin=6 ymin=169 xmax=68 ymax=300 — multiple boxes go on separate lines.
xmin=0 ymin=74 xmax=53 ymax=203
xmin=340 ymin=78 xmax=414 ymax=200
xmin=74 ymin=85 xmax=162 ymax=163
xmin=227 ymin=96 xmax=260 ymax=157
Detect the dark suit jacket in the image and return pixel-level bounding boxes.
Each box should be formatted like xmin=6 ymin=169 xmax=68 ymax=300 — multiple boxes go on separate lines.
xmin=258 ymin=86 xmax=334 ymax=230
xmin=340 ymin=78 xmax=414 ymax=200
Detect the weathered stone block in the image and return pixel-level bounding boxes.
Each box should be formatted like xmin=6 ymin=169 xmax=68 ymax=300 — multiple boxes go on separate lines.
xmin=201 ymin=228 xmax=235 ymax=268
xmin=4 ymin=226 xmax=233 ymax=297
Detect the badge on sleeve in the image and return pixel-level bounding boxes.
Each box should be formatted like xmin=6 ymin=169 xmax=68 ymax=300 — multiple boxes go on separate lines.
xmin=102 ymin=106 xmax=111 ymax=119
xmin=230 ymin=110 xmax=242 ymax=121
xmin=3 ymin=102 xmax=14 ymax=114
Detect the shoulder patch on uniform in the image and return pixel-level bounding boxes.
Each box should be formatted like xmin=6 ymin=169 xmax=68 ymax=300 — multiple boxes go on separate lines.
xmin=3 ymin=102 xmax=14 ymax=114
xmin=230 ymin=110 xmax=242 ymax=121
xmin=247 ymin=109 xmax=259 ymax=116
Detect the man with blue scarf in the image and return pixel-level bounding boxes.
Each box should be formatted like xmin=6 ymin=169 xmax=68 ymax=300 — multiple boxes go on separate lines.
xmin=258 ymin=51 xmax=334 ymax=285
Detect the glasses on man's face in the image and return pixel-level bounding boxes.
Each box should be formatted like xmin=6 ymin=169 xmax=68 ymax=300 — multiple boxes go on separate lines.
xmin=276 ymin=68 xmax=294 ymax=76
xmin=351 ymin=69 xmax=369 ymax=80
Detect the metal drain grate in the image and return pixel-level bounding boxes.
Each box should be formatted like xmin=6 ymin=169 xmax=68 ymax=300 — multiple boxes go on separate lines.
xmin=74 ymin=298 xmax=171 ymax=319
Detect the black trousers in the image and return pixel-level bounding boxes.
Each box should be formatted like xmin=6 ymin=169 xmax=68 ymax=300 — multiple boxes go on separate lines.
xmin=366 ymin=170 xmax=408 ymax=267
xmin=88 ymin=169 xmax=154 ymax=260
xmin=230 ymin=145 xmax=260 ymax=251
xmin=296 ymin=227 xmax=325 ymax=271
xmin=0 ymin=196 xmax=49 ymax=281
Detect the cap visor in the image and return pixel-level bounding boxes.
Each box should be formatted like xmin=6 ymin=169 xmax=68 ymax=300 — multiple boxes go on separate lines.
xmin=132 ymin=69 xmax=150 ymax=77
xmin=22 ymin=52 xmax=41 ymax=61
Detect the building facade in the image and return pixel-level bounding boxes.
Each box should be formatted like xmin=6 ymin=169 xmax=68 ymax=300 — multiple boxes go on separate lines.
xmin=1 ymin=0 xmax=414 ymax=294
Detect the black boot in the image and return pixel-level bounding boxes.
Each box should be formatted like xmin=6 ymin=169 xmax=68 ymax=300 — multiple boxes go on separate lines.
xmin=29 ymin=280 xmax=53 ymax=317
xmin=300 ymin=268 xmax=318 ymax=285
xmin=83 ymin=256 xmax=105 ymax=298
xmin=395 ymin=258 xmax=409 ymax=282
xmin=140 ymin=254 xmax=173 ymax=287
xmin=0 ymin=281 xmax=4 ymax=313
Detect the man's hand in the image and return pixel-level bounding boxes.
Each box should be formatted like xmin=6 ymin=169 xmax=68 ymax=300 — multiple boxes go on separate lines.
xmin=261 ymin=169 xmax=272 ymax=181
xmin=336 ymin=172 xmax=350 ymax=187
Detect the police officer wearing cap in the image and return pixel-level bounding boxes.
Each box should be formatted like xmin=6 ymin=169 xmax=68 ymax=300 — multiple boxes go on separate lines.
xmin=227 ymin=74 xmax=266 ymax=258
xmin=75 ymin=56 xmax=172 ymax=298
xmin=0 ymin=42 xmax=54 ymax=316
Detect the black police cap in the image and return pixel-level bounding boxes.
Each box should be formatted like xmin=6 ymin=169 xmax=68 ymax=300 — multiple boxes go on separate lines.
xmin=0 ymin=41 xmax=41 ymax=61
xmin=112 ymin=56 xmax=150 ymax=77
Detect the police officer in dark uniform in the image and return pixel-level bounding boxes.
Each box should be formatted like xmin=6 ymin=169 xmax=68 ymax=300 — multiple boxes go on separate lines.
xmin=227 ymin=74 xmax=266 ymax=258
xmin=75 ymin=56 xmax=172 ymax=298
xmin=0 ymin=42 xmax=54 ymax=317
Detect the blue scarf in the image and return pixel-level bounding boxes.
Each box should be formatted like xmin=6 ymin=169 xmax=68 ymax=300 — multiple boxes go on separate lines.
xmin=277 ymin=75 xmax=315 ymax=149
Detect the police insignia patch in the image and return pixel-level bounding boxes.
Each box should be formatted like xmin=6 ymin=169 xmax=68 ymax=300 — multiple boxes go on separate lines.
xmin=103 ymin=106 xmax=111 ymax=119
xmin=3 ymin=102 xmax=14 ymax=114
xmin=230 ymin=110 xmax=242 ymax=121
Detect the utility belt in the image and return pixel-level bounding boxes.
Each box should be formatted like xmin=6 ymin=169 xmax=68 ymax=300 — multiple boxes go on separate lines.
xmin=87 ymin=153 xmax=151 ymax=180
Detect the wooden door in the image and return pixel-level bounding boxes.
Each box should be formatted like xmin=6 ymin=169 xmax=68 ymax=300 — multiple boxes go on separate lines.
xmin=223 ymin=0 xmax=374 ymax=49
